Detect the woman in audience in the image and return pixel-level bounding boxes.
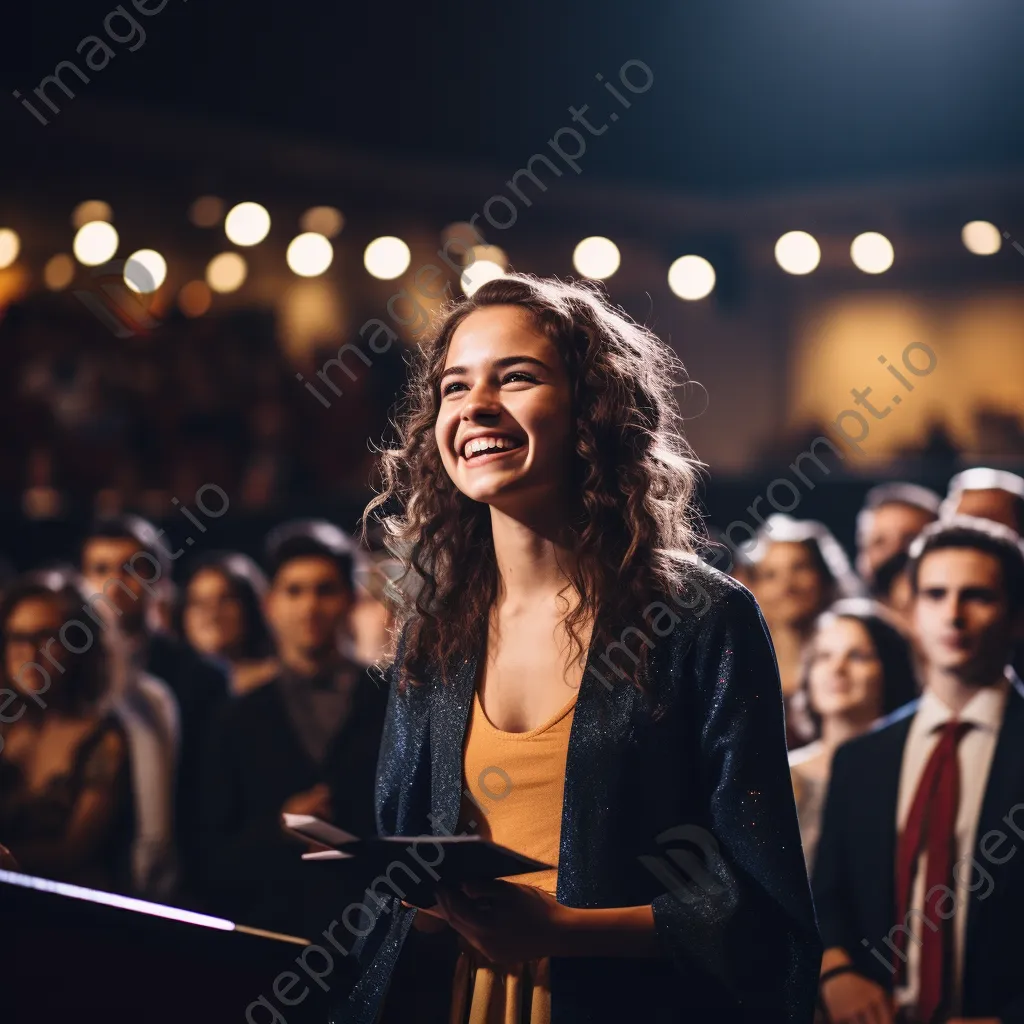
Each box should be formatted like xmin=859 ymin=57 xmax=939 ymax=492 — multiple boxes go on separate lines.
xmin=788 ymin=597 xmax=918 ymax=872
xmin=175 ymin=551 xmax=277 ymax=695
xmin=748 ymin=513 xmax=863 ymax=746
xmin=0 ymin=569 xmax=133 ymax=891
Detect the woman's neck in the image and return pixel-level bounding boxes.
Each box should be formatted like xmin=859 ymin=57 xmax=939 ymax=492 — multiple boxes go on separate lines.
xmin=819 ymin=713 xmax=873 ymax=752
xmin=489 ymin=506 xmax=578 ymax=610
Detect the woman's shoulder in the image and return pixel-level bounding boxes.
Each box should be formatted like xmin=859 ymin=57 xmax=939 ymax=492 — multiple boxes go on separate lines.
xmin=646 ymin=554 xmax=762 ymax=643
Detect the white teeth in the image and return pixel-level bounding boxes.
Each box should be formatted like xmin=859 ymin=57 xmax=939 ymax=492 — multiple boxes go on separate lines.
xmin=463 ymin=436 xmax=521 ymax=458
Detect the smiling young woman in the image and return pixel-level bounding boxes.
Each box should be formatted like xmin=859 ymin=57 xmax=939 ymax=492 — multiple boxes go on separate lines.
xmin=335 ymin=274 xmax=821 ymax=1023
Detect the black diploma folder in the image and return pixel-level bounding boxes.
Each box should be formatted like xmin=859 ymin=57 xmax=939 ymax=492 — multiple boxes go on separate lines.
xmin=283 ymin=814 xmax=552 ymax=908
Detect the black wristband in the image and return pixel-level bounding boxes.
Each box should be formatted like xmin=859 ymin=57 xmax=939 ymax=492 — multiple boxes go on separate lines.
xmin=819 ymin=964 xmax=857 ymax=986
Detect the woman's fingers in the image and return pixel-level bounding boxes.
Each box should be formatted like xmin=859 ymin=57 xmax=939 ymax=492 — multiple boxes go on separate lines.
xmin=460 ymin=879 xmax=502 ymax=900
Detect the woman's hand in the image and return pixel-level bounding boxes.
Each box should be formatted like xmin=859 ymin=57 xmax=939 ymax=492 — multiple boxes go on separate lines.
xmin=426 ymin=879 xmax=572 ymax=965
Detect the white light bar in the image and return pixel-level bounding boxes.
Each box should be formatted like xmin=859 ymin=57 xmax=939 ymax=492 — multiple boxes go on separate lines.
xmin=0 ymin=869 xmax=234 ymax=931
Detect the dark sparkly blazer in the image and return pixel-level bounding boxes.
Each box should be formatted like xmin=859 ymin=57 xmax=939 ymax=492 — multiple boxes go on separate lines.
xmin=330 ymin=561 xmax=822 ymax=1023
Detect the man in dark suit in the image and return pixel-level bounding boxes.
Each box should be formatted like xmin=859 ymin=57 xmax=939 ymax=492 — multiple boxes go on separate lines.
xmin=200 ymin=520 xmax=388 ymax=937
xmin=813 ymin=516 xmax=1024 ymax=1024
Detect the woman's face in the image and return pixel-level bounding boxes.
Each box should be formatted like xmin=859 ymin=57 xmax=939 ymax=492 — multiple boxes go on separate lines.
xmin=183 ymin=568 xmax=245 ymax=658
xmin=5 ymin=596 xmax=69 ymax=696
xmin=755 ymin=541 xmax=829 ymax=628
xmin=434 ymin=305 xmax=575 ymax=515
xmin=807 ymin=616 xmax=885 ymax=723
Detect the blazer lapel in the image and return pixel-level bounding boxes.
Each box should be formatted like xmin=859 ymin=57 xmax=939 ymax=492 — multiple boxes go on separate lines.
xmin=557 ymin=628 xmax=640 ymax=905
xmin=428 ymin=644 xmax=479 ymax=835
xmin=966 ymin=677 xmax=1024 ymax=952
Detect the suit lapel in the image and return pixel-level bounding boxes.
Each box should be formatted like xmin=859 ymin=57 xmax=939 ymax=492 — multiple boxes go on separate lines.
xmin=867 ymin=704 xmax=917 ymax=932
xmin=966 ymin=678 xmax=1024 ymax=952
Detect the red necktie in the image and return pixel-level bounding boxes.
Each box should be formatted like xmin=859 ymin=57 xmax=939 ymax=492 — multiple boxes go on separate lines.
xmin=893 ymin=719 xmax=973 ymax=1024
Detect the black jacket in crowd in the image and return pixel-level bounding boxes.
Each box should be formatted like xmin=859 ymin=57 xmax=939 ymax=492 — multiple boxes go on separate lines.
xmin=812 ymin=676 xmax=1024 ymax=1024
xmin=200 ymin=667 xmax=389 ymax=937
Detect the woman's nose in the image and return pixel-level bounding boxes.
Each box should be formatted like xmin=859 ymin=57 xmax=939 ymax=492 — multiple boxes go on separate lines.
xmin=461 ymin=387 xmax=501 ymax=419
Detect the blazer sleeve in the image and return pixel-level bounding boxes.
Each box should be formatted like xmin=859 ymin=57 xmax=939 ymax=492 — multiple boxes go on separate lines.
xmin=650 ymin=583 xmax=823 ymax=1020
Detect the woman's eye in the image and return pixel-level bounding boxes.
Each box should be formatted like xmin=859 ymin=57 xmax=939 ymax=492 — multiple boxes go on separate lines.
xmin=502 ymin=371 xmax=535 ymax=384
xmin=441 ymin=381 xmax=467 ymax=396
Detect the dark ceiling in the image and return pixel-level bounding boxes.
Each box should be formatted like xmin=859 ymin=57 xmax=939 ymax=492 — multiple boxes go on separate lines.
xmin=7 ymin=0 xmax=1024 ymax=194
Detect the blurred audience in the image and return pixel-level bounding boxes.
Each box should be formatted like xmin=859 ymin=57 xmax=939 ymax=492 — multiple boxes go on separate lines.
xmin=175 ymin=552 xmax=278 ymax=695
xmin=0 ymin=298 xmax=406 ymax=513
xmin=941 ymin=466 xmax=1024 ymax=535
xmin=748 ymin=514 xmax=863 ymax=746
xmin=81 ymin=515 xmax=229 ymax=899
xmin=199 ymin=519 xmax=388 ymax=935
xmin=350 ymin=550 xmax=399 ymax=668
xmin=0 ymin=570 xmax=133 ymax=891
xmin=788 ymin=598 xmax=918 ymax=873
xmin=856 ymin=482 xmax=941 ymax=595
xmin=813 ymin=517 xmax=1024 ymax=1024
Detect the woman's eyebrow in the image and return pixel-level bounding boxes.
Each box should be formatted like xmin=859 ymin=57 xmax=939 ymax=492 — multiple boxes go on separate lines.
xmin=439 ymin=355 xmax=549 ymax=382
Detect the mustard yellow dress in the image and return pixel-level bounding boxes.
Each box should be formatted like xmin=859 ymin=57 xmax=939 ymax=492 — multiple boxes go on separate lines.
xmin=447 ymin=686 xmax=577 ymax=1024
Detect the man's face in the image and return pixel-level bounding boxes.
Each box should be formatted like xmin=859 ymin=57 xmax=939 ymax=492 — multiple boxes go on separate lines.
xmin=265 ymin=557 xmax=353 ymax=660
xmin=912 ymin=547 xmax=1019 ymax=683
xmin=81 ymin=537 xmax=150 ymax=628
xmin=858 ymin=502 xmax=935 ymax=582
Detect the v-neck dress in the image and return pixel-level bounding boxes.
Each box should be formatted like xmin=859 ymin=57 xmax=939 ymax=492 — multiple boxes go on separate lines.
xmin=448 ymin=686 xmax=578 ymax=1024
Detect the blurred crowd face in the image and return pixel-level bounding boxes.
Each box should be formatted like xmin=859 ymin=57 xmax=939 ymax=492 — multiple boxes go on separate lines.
xmin=434 ymin=305 xmax=575 ymax=519
xmin=4 ymin=595 xmax=70 ymax=696
xmin=183 ymin=568 xmax=244 ymax=659
xmin=953 ymin=489 xmax=1022 ymax=534
xmin=81 ymin=537 xmax=149 ymax=630
xmin=886 ymin=567 xmax=915 ymax=629
xmin=265 ymin=556 xmax=352 ymax=664
xmin=858 ymin=502 xmax=935 ymax=581
xmin=912 ymin=548 xmax=1016 ymax=684
xmin=754 ymin=541 xmax=828 ymax=630
xmin=807 ymin=616 xmax=884 ymax=724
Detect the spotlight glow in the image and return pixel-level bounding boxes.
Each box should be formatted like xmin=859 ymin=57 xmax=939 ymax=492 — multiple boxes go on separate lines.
xmin=850 ymin=232 xmax=894 ymax=274
xmin=189 ymin=196 xmax=225 ymax=229
xmin=71 ymin=201 xmax=113 ymax=229
xmin=961 ymin=220 xmax=1001 ymax=256
xmin=73 ymin=221 xmax=119 ymax=266
xmin=206 ymin=252 xmax=247 ymax=293
xmin=0 ymin=228 xmax=20 ymax=269
xmin=573 ymin=236 xmax=620 ymax=280
xmin=467 ymin=244 xmax=508 ymax=269
xmin=224 ymin=202 xmax=271 ymax=246
xmin=178 ymin=281 xmax=212 ymax=317
xmin=774 ymin=231 xmax=821 ymax=275
xmin=668 ymin=255 xmax=715 ymax=300
xmin=300 ymin=207 xmax=345 ymax=238
xmin=287 ymin=233 xmax=334 ymax=277
xmin=460 ymin=260 xmax=505 ymax=296
xmin=364 ymin=236 xmax=411 ymax=280
xmin=44 ymin=254 xmax=75 ymax=291
xmin=124 ymin=249 xmax=167 ymax=294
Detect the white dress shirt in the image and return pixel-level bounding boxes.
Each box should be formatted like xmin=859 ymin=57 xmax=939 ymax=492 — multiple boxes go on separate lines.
xmin=893 ymin=673 xmax=1010 ymax=1015
xmin=103 ymin=643 xmax=181 ymax=899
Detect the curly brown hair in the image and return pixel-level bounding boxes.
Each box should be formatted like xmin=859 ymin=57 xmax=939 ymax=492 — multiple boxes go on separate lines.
xmin=362 ymin=273 xmax=705 ymax=691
